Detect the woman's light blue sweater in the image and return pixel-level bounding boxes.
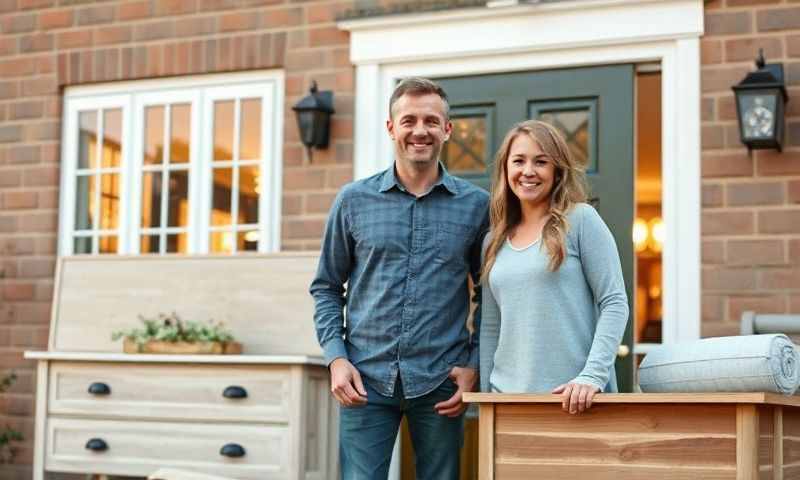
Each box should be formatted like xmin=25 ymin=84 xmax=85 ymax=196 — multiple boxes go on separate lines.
xmin=480 ymin=203 xmax=629 ymax=393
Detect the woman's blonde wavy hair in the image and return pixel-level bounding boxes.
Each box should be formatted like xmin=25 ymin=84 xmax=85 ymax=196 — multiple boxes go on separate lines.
xmin=482 ymin=120 xmax=589 ymax=280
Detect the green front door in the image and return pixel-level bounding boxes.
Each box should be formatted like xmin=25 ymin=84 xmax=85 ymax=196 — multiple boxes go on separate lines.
xmin=438 ymin=65 xmax=635 ymax=392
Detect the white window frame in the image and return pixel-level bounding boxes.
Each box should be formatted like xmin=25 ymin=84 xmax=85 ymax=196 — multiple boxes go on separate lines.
xmin=59 ymin=70 xmax=284 ymax=256
xmin=339 ymin=0 xmax=704 ymax=347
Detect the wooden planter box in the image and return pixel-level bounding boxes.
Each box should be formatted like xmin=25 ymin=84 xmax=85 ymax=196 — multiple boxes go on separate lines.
xmin=122 ymin=338 xmax=243 ymax=355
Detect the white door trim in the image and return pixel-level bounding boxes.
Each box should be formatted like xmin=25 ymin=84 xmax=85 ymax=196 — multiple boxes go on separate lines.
xmin=339 ymin=0 xmax=703 ymax=345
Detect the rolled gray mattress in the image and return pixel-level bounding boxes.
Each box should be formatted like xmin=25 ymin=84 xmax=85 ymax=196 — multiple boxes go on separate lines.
xmin=638 ymin=334 xmax=799 ymax=395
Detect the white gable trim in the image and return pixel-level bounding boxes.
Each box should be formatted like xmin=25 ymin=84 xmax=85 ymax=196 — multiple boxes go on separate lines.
xmin=340 ymin=0 xmax=704 ymax=346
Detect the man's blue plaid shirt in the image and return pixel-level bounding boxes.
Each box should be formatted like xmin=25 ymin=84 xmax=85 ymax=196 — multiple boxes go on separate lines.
xmin=310 ymin=164 xmax=489 ymax=398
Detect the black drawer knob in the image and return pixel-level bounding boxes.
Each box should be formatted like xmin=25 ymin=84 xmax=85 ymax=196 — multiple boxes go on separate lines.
xmin=88 ymin=382 xmax=111 ymax=395
xmin=220 ymin=443 xmax=246 ymax=458
xmin=222 ymin=386 xmax=248 ymax=399
xmin=85 ymin=438 xmax=108 ymax=452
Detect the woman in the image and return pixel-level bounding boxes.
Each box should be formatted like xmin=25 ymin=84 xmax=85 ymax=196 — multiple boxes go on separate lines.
xmin=479 ymin=120 xmax=628 ymax=414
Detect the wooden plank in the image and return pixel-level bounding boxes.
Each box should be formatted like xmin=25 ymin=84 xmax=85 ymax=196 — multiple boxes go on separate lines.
xmin=478 ymin=404 xmax=494 ymax=480
xmin=738 ymin=404 xmax=760 ymax=480
xmin=758 ymin=407 xmax=774 ymax=470
xmin=493 ymin=462 xmax=736 ymax=480
xmin=774 ymin=406 xmax=783 ymax=480
xmin=33 ymin=361 xmax=48 ymax=480
xmin=23 ymin=352 xmax=326 ymax=365
xmin=463 ymin=392 xmax=800 ymax=408
xmin=782 ymin=437 xmax=800 ymax=465
xmin=496 ymin=404 xmax=736 ymax=435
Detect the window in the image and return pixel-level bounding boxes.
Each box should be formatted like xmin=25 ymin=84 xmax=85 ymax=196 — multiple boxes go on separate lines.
xmin=59 ymin=71 xmax=284 ymax=255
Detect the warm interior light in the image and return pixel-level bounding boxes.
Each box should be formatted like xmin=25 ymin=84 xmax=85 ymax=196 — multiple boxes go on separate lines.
xmin=244 ymin=231 xmax=259 ymax=242
xmin=649 ymin=217 xmax=664 ymax=253
xmin=633 ymin=218 xmax=648 ymax=252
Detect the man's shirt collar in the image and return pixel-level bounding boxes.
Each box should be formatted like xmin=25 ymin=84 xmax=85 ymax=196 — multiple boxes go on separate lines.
xmin=378 ymin=162 xmax=459 ymax=195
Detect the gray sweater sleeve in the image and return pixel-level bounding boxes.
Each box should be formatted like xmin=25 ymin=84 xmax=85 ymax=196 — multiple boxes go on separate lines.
xmin=479 ymin=234 xmax=500 ymax=393
xmin=571 ymin=205 xmax=630 ymax=390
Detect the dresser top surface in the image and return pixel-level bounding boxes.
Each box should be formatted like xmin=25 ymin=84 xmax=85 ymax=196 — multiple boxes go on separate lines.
xmin=25 ymin=350 xmax=327 ymax=366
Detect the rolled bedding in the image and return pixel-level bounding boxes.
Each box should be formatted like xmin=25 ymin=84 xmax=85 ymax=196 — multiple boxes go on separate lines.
xmin=638 ymin=334 xmax=799 ymax=395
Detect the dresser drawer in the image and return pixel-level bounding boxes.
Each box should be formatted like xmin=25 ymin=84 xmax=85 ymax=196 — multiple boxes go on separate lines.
xmin=49 ymin=362 xmax=292 ymax=422
xmin=45 ymin=417 xmax=290 ymax=479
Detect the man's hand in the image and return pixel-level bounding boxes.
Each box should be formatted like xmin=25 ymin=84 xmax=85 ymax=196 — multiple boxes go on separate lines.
xmin=552 ymin=382 xmax=600 ymax=414
xmin=434 ymin=366 xmax=477 ymax=417
xmin=329 ymin=358 xmax=368 ymax=407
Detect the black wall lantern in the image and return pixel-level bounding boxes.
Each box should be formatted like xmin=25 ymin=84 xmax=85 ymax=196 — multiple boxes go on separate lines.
xmin=732 ymin=50 xmax=789 ymax=152
xmin=292 ymin=81 xmax=335 ymax=161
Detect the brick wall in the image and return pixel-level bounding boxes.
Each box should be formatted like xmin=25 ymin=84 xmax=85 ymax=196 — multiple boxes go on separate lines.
xmin=0 ymin=0 xmax=355 ymax=476
xmin=701 ymin=0 xmax=800 ymax=337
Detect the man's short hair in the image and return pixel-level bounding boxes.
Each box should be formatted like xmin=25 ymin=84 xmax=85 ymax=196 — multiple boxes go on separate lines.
xmin=389 ymin=77 xmax=450 ymax=120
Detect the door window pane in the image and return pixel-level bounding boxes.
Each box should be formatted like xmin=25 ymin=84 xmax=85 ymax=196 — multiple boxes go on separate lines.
xmin=209 ymin=231 xmax=233 ymax=254
xmin=75 ymin=175 xmax=94 ymax=230
xmin=539 ymin=109 xmax=591 ymax=169
xmin=211 ymin=167 xmax=233 ymax=226
xmin=99 ymin=235 xmax=118 ymax=254
xmin=167 ymin=170 xmax=189 ymax=228
xmin=240 ymin=98 xmax=262 ymax=160
xmin=239 ymin=231 xmax=258 ymax=252
xmin=141 ymin=172 xmax=163 ymax=228
xmin=78 ymin=111 xmax=97 ymax=169
xmin=166 ymin=233 xmax=188 ymax=253
xmin=140 ymin=234 xmax=160 ymax=254
xmin=102 ymin=109 xmax=122 ymax=168
xmin=239 ymin=166 xmax=259 ymax=225
xmin=144 ymin=106 xmax=164 ymax=165
xmin=74 ymin=236 xmax=92 ymax=254
xmin=171 ymin=104 xmax=191 ymax=164
xmin=214 ymin=101 xmax=234 ymax=161
xmin=442 ymin=116 xmax=487 ymax=174
xmin=100 ymin=173 xmax=120 ymax=230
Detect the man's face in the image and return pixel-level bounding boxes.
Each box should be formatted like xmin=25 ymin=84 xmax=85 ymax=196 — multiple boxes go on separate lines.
xmin=386 ymin=93 xmax=452 ymax=168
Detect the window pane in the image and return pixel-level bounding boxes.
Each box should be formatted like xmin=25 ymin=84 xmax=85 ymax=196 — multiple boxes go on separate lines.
xmin=240 ymin=98 xmax=261 ymax=160
xmin=171 ymin=104 xmax=191 ymax=164
xmin=539 ymin=109 xmax=591 ymax=170
xmin=442 ymin=116 xmax=486 ymax=174
xmin=209 ymin=231 xmax=233 ymax=253
xmin=78 ymin=111 xmax=97 ymax=169
xmin=102 ymin=109 xmax=122 ymax=168
xmin=166 ymin=233 xmax=188 ymax=253
xmin=74 ymin=175 xmax=94 ymax=230
xmin=211 ymin=167 xmax=233 ymax=227
xmin=144 ymin=106 xmax=164 ymax=165
xmin=214 ymin=100 xmax=234 ymax=161
xmin=100 ymin=173 xmax=120 ymax=230
xmin=98 ymin=235 xmax=118 ymax=254
xmin=74 ymin=236 xmax=92 ymax=254
xmin=140 ymin=234 xmax=160 ymax=254
xmin=141 ymin=172 xmax=163 ymax=228
xmin=238 ymin=166 xmax=259 ymax=225
xmin=167 ymin=170 xmax=189 ymax=228
xmin=239 ymin=231 xmax=258 ymax=252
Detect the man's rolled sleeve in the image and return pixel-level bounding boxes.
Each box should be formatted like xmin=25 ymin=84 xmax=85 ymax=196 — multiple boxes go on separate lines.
xmin=309 ymin=189 xmax=354 ymax=367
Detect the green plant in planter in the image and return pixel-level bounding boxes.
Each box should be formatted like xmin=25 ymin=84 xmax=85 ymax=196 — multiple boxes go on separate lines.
xmin=0 ymin=373 xmax=23 ymax=464
xmin=111 ymin=312 xmax=235 ymax=346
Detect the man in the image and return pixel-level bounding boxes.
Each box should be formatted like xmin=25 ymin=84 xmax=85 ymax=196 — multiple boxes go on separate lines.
xmin=310 ymin=77 xmax=489 ymax=479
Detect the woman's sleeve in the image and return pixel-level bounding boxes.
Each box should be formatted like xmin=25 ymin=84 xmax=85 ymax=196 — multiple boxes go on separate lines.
xmin=573 ymin=205 xmax=630 ymax=390
xmin=479 ymin=234 xmax=501 ymax=393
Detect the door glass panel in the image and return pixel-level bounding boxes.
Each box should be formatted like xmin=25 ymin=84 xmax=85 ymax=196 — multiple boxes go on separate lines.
xmin=75 ymin=175 xmax=94 ymax=230
xmin=144 ymin=106 xmax=164 ymax=165
xmin=78 ymin=111 xmax=97 ymax=169
xmin=140 ymin=234 xmax=160 ymax=254
xmin=209 ymin=231 xmax=233 ymax=253
xmin=167 ymin=170 xmax=189 ymax=228
xmin=239 ymin=231 xmax=258 ymax=251
xmin=102 ymin=109 xmax=122 ymax=168
xmin=98 ymin=235 xmax=118 ymax=254
xmin=214 ymin=100 xmax=234 ymax=161
xmin=141 ymin=172 xmax=163 ymax=228
xmin=539 ymin=109 xmax=591 ymax=169
xmin=74 ymin=236 xmax=92 ymax=254
xmin=240 ymin=98 xmax=261 ymax=160
xmin=99 ymin=173 xmax=120 ymax=230
xmin=171 ymin=104 xmax=191 ymax=164
xmin=442 ymin=116 xmax=486 ymax=174
xmin=238 ymin=166 xmax=259 ymax=225
xmin=211 ymin=167 xmax=233 ymax=226
xmin=166 ymin=233 xmax=188 ymax=253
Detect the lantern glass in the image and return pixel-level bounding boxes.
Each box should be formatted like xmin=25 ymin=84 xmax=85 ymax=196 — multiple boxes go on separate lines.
xmin=295 ymin=110 xmax=316 ymax=147
xmin=736 ymin=90 xmax=778 ymax=141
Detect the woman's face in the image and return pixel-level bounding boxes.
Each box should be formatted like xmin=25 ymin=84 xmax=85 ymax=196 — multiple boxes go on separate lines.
xmin=506 ymin=133 xmax=556 ymax=208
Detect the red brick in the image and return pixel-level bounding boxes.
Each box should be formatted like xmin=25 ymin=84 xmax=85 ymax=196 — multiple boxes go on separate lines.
xmin=326 ymin=166 xmax=352 ymax=189
xmin=789 ymin=180 xmax=800 ymax=204
xmin=198 ymin=0 xmax=238 ymax=11
xmin=759 ymin=209 xmax=800 ymax=234
xmin=76 ymin=5 xmax=115 ymax=26
xmin=724 ymin=37 xmax=782 ymax=63
xmin=702 ymin=294 xmax=725 ymax=323
xmin=702 ymin=183 xmax=724 ymax=208
xmin=727 ymin=239 xmax=785 ymax=266
xmin=175 ymin=42 xmax=189 ymax=74
xmin=759 ymin=268 xmax=800 ymax=289
xmin=155 ymin=0 xmax=197 ymax=15
xmin=757 ymin=150 xmax=800 ymax=175
xmin=757 ymin=7 xmax=800 ymax=32
xmin=94 ymin=26 xmax=132 ymax=46
xmin=705 ymin=11 xmax=752 ymax=36
xmin=262 ymin=7 xmax=303 ymax=29
xmin=307 ymin=3 xmax=348 ymax=23
xmin=80 ymin=49 xmax=93 ymax=83
xmin=284 ymin=218 xmax=325 ymax=239
xmin=134 ymin=20 xmax=175 ymax=42
xmin=190 ymin=39 xmax=204 ymax=73
xmin=0 ymin=37 xmax=15 ymax=56
xmin=336 ymin=142 xmax=353 ymax=163
xmin=3 ymin=192 xmax=37 ymax=210
xmin=20 ymin=0 xmax=54 ymax=9
xmin=728 ymin=0 xmax=780 ymax=5
xmin=727 ymin=181 xmax=784 ymax=206
xmin=146 ymin=44 xmax=162 ymax=78
xmin=702 ymin=210 xmax=754 ymax=235
xmin=1 ymin=13 xmax=36 ymax=34
xmin=20 ymin=212 xmax=57 ymax=232
xmin=35 ymin=236 xmax=57 ymax=255
xmin=22 ymin=122 xmax=60 ymax=142
xmin=729 ymin=295 xmax=786 ymax=323
xmin=724 ymin=124 xmax=743 ymax=149
xmin=10 ymin=101 xmax=43 ymax=120
xmin=702 ymin=240 xmax=725 ymax=264
xmin=790 ymin=35 xmax=800 ymax=58
xmin=282 ymin=194 xmax=302 ymax=215
xmin=702 ymin=321 xmax=738 ymax=338
xmin=220 ymin=12 xmax=260 ymax=32
xmin=22 ymin=166 xmax=59 ymax=188
xmin=703 ymin=267 xmax=757 ymax=291
xmin=0 ymin=215 xmax=17 ymax=233
xmin=284 ymin=168 xmax=325 ymax=190
xmin=0 ymin=125 xmax=21 ymax=144
xmin=0 ymin=169 xmax=21 ymax=187
xmin=40 ymin=10 xmax=73 ymax=30
xmin=119 ymin=1 xmax=151 ymax=21
xmin=791 ymin=295 xmax=800 ymax=313
xmin=39 ymin=189 xmax=58 ymax=208
xmin=702 ymin=125 xmax=724 ymax=150
xmin=175 ymin=17 xmax=216 ymax=37
xmin=18 ymin=259 xmax=55 ymax=279
xmin=702 ymin=66 xmax=751 ymax=93
xmin=702 ymin=152 xmax=753 ymax=178
xmin=57 ymin=30 xmax=92 ymax=49
xmin=3 ymin=284 xmax=35 ymax=302
xmin=19 ymin=33 xmax=54 ymax=53
xmin=286 ymin=50 xmax=324 ymax=71
xmin=21 ymin=76 xmax=57 ymax=97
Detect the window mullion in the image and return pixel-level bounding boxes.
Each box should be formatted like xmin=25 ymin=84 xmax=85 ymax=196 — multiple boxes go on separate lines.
xmin=92 ymin=111 xmax=103 ymax=254
xmin=159 ymin=104 xmax=171 ymax=255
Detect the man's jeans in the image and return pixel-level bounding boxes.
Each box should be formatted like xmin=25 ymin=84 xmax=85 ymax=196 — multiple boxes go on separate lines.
xmin=338 ymin=378 xmax=464 ymax=480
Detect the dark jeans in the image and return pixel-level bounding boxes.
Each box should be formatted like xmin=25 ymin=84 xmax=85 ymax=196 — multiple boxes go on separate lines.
xmin=338 ymin=377 xmax=464 ymax=480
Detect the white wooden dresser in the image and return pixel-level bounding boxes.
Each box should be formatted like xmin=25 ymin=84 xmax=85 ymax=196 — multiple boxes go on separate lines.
xmin=24 ymin=253 xmax=337 ymax=480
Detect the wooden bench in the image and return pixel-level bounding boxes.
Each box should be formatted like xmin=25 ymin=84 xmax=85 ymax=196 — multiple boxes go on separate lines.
xmin=25 ymin=253 xmax=336 ymax=480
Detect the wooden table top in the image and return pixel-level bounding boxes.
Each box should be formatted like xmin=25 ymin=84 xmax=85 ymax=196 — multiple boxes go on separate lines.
xmin=463 ymin=391 xmax=800 ymax=407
